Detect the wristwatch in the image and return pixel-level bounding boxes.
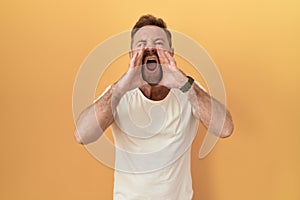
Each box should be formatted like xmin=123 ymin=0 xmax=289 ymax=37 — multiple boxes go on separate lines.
xmin=180 ymin=76 xmax=194 ymax=92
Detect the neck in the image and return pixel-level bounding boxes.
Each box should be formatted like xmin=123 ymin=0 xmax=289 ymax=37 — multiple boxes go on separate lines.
xmin=139 ymin=84 xmax=170 ymax=101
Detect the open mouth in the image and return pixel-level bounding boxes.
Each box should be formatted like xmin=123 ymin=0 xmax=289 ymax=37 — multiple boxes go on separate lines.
xmin=141 ymin=54 xmax=163 ymax=84
xmin=141 ymin=50 xmax=163 ymax=84
xmin=145 ymin=58 xmax=158 ymax=71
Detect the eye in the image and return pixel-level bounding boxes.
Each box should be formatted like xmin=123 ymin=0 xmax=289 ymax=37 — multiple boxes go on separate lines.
xmin=155 ymin=41 xmax=164 ymax=45
xmin=137 ymin=42 xmax=146 ymax=48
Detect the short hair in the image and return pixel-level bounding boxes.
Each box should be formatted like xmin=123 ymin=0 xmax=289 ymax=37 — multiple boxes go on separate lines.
xmin=131 ymin=14 xmax=172 ymax=48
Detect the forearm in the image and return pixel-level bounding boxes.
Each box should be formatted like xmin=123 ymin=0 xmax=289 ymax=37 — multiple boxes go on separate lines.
xmin=74 ymin=49 xmax=147 ymax=144
xmin=186 ymin=83 xmax=234 ymax=138
xmin=74 ymin=84 xmax=124 ymax=144
xmin=74 ymin=102 xmax=105 ymax=144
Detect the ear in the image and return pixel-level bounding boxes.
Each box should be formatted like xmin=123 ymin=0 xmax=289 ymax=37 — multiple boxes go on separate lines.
xmin=169 ymin=48 xmax=174 ymax=57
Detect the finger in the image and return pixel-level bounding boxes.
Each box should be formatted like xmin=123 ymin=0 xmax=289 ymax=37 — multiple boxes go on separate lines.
xmin=131 ymin=48 xmax=144 ymax=68
xmin=157 ymin=48 xmax=169 ymax=65
xmin=135 ymin=48 xmax=144 ymax=67
xmin=164 ymin=50 xmax=176 ymax=66
xmin=129 ymin=50 xmax=139 ymax=69
xmin=129 ymin=50 xmax=135 ymax=59
xmin=130 ymin=48 xmax=144 ymax=68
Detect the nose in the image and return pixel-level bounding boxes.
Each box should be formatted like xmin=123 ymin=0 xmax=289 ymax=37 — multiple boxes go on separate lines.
xmin=144 ymin=47 xmax=156 ymax=55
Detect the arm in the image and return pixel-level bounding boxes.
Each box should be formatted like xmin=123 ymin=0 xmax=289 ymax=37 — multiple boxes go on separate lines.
xmin=74 ymin=86 xmax=114 ymax=144
xmin=74 ymin=49 xmax=146 ymax=144
xmin=186 ymin=83 xmax=234 ymax=138
xmin=157 ymin=49 xmax=234 ymax=138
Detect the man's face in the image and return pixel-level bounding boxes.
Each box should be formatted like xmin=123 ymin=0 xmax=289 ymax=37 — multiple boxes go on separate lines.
xmin=131 ymin=26 xmax=173 ymax=85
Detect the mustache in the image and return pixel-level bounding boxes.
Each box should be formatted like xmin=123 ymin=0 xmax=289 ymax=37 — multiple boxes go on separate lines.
xmin=142 ymin=49 xmax=159 ymax=63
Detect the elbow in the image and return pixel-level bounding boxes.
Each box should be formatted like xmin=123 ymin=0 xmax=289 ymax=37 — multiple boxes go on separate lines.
xmin=73 ymin=129 xmax=98 ymax=145
xmin=74 ymin=130 xmax=84 ymax=145
xmin=219 ymin=128 xmax=233 ymax=138
xmin=219 ymin=121 xmax=234 ymax=138
xmin=73 ymin=124 xmax=103 ymax=145
xmin=73 ymin=105 xmax=102 ymax=145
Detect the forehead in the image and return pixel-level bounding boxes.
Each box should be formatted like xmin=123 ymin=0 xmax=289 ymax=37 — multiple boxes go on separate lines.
xmin=133 ymin=25 xmax=168 ymax=42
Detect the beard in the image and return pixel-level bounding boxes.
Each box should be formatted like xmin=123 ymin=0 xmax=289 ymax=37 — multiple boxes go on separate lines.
xmin=141 ymin=49 xmax=163 ymax=85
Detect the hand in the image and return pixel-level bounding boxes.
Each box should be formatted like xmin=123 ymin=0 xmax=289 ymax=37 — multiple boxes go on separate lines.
xmin=115 ymin=48 xmax=147 ymax=92
xmin=157 ymin=49 xmax=188 ymax=89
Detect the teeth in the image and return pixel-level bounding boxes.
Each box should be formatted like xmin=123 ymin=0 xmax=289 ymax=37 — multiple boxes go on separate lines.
xmin=144 ymin=56 xmax=157 ymax=64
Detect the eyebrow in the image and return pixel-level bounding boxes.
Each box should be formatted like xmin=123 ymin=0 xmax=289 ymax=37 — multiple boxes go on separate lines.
xmin=136 ymin=40 xmax=147 ymax=44
xmin=136 ymin=38 xmax=165 ymax=43
xmin=154 ymin=38 xmax=165 ymax=41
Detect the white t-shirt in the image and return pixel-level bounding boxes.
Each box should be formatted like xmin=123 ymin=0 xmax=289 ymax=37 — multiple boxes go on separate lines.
xmin=111 ymin=87 xmax=199 ymax=200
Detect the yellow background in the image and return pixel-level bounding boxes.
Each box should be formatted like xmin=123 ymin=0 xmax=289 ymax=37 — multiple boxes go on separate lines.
xmin=1 ymin=0 xmax=299 ymax=199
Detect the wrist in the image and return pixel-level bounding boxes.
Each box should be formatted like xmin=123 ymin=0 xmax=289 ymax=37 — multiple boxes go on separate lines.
xmin=177 ymin=76 xmax=189 ymax=88
xmin=179 ymin=76 xmax=194 ymax=93
xmin=112 ymin=82 xmax=127 ymax=97
xmin=115 ymin=75 xmax=135 ymax=93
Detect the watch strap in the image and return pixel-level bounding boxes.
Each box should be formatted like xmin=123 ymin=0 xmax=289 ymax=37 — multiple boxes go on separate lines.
xmin=180 ymin=76 xmax=194 ymax=92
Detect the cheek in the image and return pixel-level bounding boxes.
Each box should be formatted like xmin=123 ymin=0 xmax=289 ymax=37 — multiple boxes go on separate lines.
xmin=155 ymin=44 xmax=169 ymax=51
xmin=132 ymin=46 xmax=139 ymax=51
xmin=133 ymin=45 xmax=145 ymax=51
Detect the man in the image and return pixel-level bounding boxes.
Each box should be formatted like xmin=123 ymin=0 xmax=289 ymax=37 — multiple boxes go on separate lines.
xmin=74 ymin=14 xmax=234 ymax=200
